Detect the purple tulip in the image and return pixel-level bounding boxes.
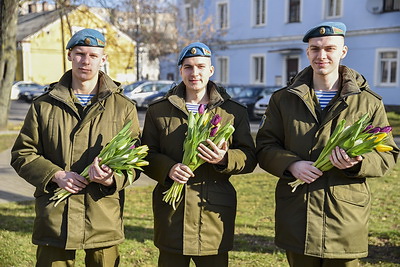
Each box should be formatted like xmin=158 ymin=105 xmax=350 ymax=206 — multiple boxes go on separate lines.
xmin=380 ymin=126 xmax=392 ymax=133
xmin=210 ymin=114 xmax=222 ymax=126
xmin=210 ymin=126 xmax=218 ymax=137
xmin=367 ymin=127 xmax=381 ymax=134
xmin=198 ymin=104 xmax=206 ymax=114
xmin=129 ymin=145 xmax=136 ymax=149
xmin=363 ymin=125 xmax=374 ymax=132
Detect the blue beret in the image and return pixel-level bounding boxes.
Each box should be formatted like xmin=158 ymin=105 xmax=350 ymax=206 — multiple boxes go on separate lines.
xmin=303 ymin=22 xmax=346 ymax=42
xmin=178 ymin=42 xmax=212 ymax=65
xmin=66 ymin=28 xmax=106 ymax=50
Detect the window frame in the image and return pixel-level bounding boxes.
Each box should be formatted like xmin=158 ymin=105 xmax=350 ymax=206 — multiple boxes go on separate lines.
xmin=217 ymin=56 xmax=229 ymax=84
xmin=185 ymin=4 xmax=195 ymax=31
xmin=324 ymin=0 xmax=343 ymax=18
xmin=253 ymin=0 xmax=267 ymax=27
xmin=216 ymin=1 xmax=229 ymax=30
xmin=375 ymin=48 xmax=399 ymax=87
xmin=287 ymin=0 xmax=301 ymax=23
xmin=383 ymin=0 xmax=400 ymax=12
xmin=251 ymin=54 xmax=266 ymax=84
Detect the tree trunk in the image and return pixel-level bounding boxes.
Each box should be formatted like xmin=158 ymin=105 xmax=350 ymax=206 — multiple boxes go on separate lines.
xmin=0 ymin=0 xmax=19 ymax=130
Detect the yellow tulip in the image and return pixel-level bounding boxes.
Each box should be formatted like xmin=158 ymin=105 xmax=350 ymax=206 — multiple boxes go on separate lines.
xmin=376 ymin=144 xmax=393 ymax=152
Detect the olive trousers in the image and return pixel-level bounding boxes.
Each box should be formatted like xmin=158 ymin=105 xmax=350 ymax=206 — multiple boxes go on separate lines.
xmin=36 ymin=245 xmax=120 ymax=267
xmin=286 ymin=251 xmax=359 ymax=267
xmin=158 ymin=250 xmax=229 ymax=267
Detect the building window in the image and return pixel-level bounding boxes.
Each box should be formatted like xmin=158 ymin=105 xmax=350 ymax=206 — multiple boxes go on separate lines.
xmin=217 ymin=2 xmax=229 ymax=29
xmin=377 ymin=50 xmax=398 ymax=86
xmin=217 ymin=57 xmax=229 ymax=84
xmin=383 ymin=0 xmax=400 ymax=12
xmin=288 ymin=0 xmax=300 ymax=23
xmin=252 ymin=55 xmax=265 ymax=84
xmin=254 ymin=0 xmax=266 ymax=26
xmin=326 ymin=0 xmax=342 ymax=18
xmin=185 ymin=4 xmax=194 ymax=31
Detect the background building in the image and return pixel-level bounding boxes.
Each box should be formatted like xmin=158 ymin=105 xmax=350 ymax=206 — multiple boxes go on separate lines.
xmin=169 ymin=0 xmax=400 ymax=107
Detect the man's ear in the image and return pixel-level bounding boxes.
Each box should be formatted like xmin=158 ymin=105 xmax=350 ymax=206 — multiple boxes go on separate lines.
xmin=67 ymin=50 xmax=72 ymax=62
xmin=209 ymin=65 xmax=215 ymax=77
xmin=101 ymin=54 xmax=108 ymax=67
xmin=341 ymin=45 xmax=348 ymax=59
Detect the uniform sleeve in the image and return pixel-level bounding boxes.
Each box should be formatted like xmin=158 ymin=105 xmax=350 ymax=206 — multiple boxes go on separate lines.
xmin=255 ymin=94 xmax=303 ymax=179
xmin=217 ymin=106 xmax=257 ymax=175
xmin=10 ymin=104 xmax=62 ymax=195
xmin=141 ymin=106 xmax=177 ymax=185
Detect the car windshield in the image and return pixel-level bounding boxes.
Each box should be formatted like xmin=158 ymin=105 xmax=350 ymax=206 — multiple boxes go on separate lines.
xmin=237 ymin=87 xmax=264 ymax=98
xmin=123 ymin=81 xmax=147 ymax=92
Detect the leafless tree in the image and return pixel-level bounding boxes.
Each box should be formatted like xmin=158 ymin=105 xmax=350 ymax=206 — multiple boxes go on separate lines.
xmin=0 ymin=0 xmax=19 ymax=130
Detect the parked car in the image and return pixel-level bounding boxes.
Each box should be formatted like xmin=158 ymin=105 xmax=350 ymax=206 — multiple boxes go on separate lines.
xmin=11 ymin=81 xmax=44 ymax=100
xmin=19 ymin=84 xmax=48 ymax=102
xmin=232 ymin=86 xmax=278 ymax=120
xmin=142 ymin=83 xmax=175 ymax=108
xmin=123 ymin=80 xmax=174 ymax=109
xmin=223 ymin=84 xmax=243 ymax=98
xmin=253 ymin=87 xmax=280 ymax=118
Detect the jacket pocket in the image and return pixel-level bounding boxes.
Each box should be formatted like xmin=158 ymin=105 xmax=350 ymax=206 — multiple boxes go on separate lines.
xmin=331 ymin=182 xmax=370 ymax=207
xmin=206 ymin=182 xmax=236 ymax=207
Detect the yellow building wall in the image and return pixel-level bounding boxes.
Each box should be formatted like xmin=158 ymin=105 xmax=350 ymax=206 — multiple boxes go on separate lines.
xmin=19 ymin=6 xmax=136 ymax=85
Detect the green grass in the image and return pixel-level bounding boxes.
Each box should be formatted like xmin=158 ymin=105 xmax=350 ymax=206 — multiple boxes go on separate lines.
xmin=1 ymin=163 xmax=399 ymax=266
xmin=387 ymin=112 xmax=400 ymax=136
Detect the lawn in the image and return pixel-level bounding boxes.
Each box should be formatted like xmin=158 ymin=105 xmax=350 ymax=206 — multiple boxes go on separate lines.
xmin=0 ymin=112 xmax=399 ymax=266
xmin=1 ymin=164 xmax=399 ymax=266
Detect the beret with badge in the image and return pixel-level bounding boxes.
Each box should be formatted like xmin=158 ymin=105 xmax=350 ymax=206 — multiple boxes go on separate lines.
xmin=303 ymin=22 xmax=346 ymax=42
xmin=66 ymin=28 xmax=106 ymax=50
xmin=177 ymin=42 xmax=212 ymax=65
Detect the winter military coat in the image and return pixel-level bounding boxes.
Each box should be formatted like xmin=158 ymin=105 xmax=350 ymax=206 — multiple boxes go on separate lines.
xmin=11 ymin=70 xmax=140 ymax=249
xmin=256 ymin=66 xmax=399 ymax=259
xmin=142 ymin=81 xmax=257 ymax=255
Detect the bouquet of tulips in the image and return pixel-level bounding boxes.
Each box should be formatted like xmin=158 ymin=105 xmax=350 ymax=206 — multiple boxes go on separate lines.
xmin=289 ymin=113 xmax=394 ymax=192
xmin=50 ymin=121 xmax=149 ymax=206
xmin=163 ymin=104 xmax=235 ymax=210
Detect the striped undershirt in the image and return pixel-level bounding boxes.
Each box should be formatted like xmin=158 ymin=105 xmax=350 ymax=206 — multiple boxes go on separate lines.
xmin=315 ymin=90 xmax=337 ymax=109
xmin=75 ymin=93 xmax=95 ymax=107
xmin=186 ymin=103 xmax=201 ymax=114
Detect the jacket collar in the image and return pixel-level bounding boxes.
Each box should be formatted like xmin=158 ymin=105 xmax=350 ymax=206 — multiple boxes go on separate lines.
xmin=288 ymin=65 xmax=366 ymax=97
xmin=48 ymin=70 xmax=121 ymax=103
xmin=166 ymin=81 xmax=230 ymax=114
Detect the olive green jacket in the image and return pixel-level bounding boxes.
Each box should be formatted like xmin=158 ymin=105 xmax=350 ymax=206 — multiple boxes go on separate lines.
xmin=256 ymin=66 xmax=399 ymax=258
xmin=11 ymin=70 xmax=140 ymax=249
xmin=142 ymin=81 xmax=257 ymax=255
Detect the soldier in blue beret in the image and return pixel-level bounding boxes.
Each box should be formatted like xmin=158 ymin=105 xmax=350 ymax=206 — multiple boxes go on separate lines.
xmin=142 ymin=41 xmax=257 ymax=266
xmin=11 ymin=27 xmax=140 ymax=266
xmin=66 ymin=28 xmax=106 ymax=50
xmin=256 ymin=22 xmax=398 ymax=267
xmin=302 ymin=21 xmax=346 ymax=42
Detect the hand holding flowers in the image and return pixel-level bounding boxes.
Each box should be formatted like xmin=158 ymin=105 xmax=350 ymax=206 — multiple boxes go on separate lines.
xmin=162 ymin=104 xmax=235 ymax=210
xmin=289 ymin=114 xmax=394 ymax=192
xmin=50 ymin=121 xmax=149 ymax=206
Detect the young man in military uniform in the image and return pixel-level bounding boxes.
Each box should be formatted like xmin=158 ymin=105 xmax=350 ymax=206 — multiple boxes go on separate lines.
xmin=256 ymin=22 xmax=399 ymax=266
xmin=11 ymin=28 xmax=140 ymax=266
xmin=142 ymin=42 xmax=257 ymax=266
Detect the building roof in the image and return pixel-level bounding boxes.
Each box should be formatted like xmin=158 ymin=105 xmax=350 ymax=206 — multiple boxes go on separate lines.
xmin=17 ymin=8 xmax=73 ymax=42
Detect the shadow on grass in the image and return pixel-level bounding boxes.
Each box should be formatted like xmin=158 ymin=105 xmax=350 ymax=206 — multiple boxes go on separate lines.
xmin=0 ymin=201 xmax=35 ymax=233
xmin=124 ymin=224 xmax=154 ymax=243
xmin=362 ymin=244 xmax=400 ymax=265
xmin=233 ymin=233 xmax=281 ymax=253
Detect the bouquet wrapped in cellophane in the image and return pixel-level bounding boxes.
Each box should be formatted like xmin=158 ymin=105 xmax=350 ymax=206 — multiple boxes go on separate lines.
xmin=163 ymin=104 xmax=235 ymax=210
xmin=289 ymin=113 xmax=394 ymax=192
xmin=50 ymin=121 xmax=149 ymax=206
